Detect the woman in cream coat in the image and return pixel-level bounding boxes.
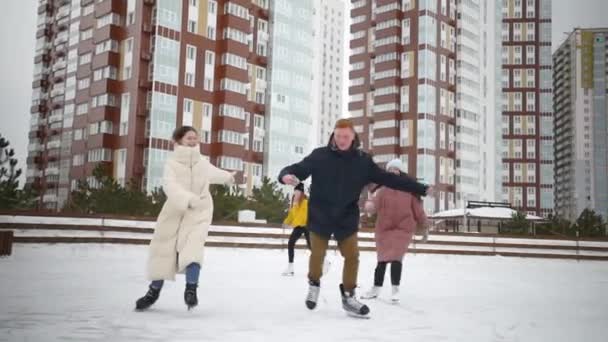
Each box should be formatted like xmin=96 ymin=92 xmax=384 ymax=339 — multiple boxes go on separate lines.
xmin=135 ymin=126 xmax=235 ymax=311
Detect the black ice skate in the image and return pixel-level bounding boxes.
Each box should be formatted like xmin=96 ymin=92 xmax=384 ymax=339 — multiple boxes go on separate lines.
xmin=135 ymin=285 xmax=161 ymax=311
xmin=184 ymin=283 xmax=198 ymax=310
xmin=305 ymin=280 xmax=320 ymax=310
xmin=340 ymin=284 xmax=370 ymax=318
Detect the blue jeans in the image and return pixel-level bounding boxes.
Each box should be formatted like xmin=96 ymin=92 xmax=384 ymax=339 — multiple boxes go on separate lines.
xmin=150 ymin=262 xmax=200 ymax=289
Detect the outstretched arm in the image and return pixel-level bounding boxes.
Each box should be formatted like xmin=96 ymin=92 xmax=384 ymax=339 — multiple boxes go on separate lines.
xmin=367 ymin=157 xmax=428 ymax=196
xmin=278 ymin=150 xmax=318 ymax=185
xmin=204 ymin=158 xmax=235 ymax=185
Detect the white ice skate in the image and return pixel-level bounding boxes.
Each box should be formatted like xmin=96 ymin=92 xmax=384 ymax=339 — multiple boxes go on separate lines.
xmin=281 ymin=263 xmax=294 ymax=276
xmin=361 ymin=286 xmax=381 ymax=300
xmin=390 ymin=285 xmax=400 ymax=304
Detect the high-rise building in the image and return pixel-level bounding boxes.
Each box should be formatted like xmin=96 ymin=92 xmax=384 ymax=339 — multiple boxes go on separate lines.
xmin=348 ymin=0 xmax=458 ymax=213
xmin=480 ymin=0 xmax=505 ymax=204
xmin=26 ymin=0 xmax=313 ymax=210
xmin=264 ymin=0 xmax=315 ymax=186
xmin=454 ymin=0 xmax=504 ymax=207
xmin=553 ymin=28 xmax=608 ymax=221
xmin=312 ymin=0 xmax=346 ymax=147
xmin=500 ymin=0 xmax=553 ymax=217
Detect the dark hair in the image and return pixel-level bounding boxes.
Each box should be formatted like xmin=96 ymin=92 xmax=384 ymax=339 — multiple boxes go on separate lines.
xmin=172 ymin=126 xmax=198 ymax=142
xmin=291 ymin=183 xmax=308 ymax=206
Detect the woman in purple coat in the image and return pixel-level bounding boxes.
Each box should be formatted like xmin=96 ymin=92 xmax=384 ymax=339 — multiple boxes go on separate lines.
xmin=362 ymin=159 xmax=429 ymax=303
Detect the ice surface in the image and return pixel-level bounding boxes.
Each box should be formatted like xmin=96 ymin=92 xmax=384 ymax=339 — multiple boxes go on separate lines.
xmin=1 ymin=244 xmax=607 ymax=342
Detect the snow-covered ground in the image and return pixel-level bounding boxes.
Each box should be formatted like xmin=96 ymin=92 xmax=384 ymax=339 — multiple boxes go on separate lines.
xmin=0 ymin=244 xmax=607 ymax=342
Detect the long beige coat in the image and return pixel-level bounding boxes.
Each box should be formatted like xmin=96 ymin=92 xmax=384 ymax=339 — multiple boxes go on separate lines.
xmin=147 ymin=145 xmax=234 ymax=281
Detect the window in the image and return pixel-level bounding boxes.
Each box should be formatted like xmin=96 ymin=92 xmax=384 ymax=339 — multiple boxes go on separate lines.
xmin=201 ymin=130 xmax=211 ymax=144
xmin=73 ymin=154 xmax=85 ymax=166
xmin=95 ymin=39 xmax=119 ymax=54
xmin=77 ymin=78 xmax=90 ymax=90
xmin=88 ymin=148 xmax=112 ymax=162
xmin=73 ymin=128 xmax=87 ymax=141
xmin=97 ymin=13 xmax=121 ymax=29
xmin=208 ymin=0 xmax=217 ymax=14
xmin=80 ymin=29 xmax=93 ymax=41
xmin=79 ymin=53 xmax=92 ymax=65
xmin=203 ymin=103 xmax=213 ymax=118
xmin=526 ymin=69 xmax=535 ymax=87
xmin=185 ymin=72 xmax=195 ymax=87
xmin=253 ymin=139 xmax=263 ymax=152
xmin=120 ymin=93 xmax=130 ymax=135
xmin=76 ymin=103 xmax=88 ymax=116
xmin=224 ymin=2 xmax=248 ymax=19
xmin=82 ymin=4 xmax=94 ymax=16
xmin=91 ymin=94 xmax=117 ymax=108
xmin=223 ymin=28 xmax=248 ymax=44
xmin=526 ymin=46 xmax=535 ymax=64
xmin=188 ymin=20 xmax=197 ymax=33
xmin=218 ymin=130 xmax=243 ymax=145
xmin=206 ymin=26 xmax=216 ymax=40
xmin=204 ymin=78 xmax=213 ymax=91
xmin=205 ymin=51 xmax=215 ymax=65
xmin=221 ymin=53 xmax=247 ymax=70
xmin=526 ymin=23 xmax=535 ymax=41
xmin=186 ymin=45 xmax=196 ymax=60
xmin=254 ymin=115 xmax=264 ymax=128
xmin=89 ymin=121 xmax=113 ymax=135
xmin=219 ymin=78 xmax=246 ymax=94
xmin=218 ymin=156 xmax=243 ymax=171
xmin=219 ymin=104 xmax=245 ymax=120
xmin=93 ymin=66 xmax=118 ymax=81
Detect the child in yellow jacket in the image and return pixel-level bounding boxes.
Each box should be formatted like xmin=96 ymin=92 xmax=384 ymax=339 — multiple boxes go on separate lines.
xmin=282 ymin=183 xmax=310 ymax=276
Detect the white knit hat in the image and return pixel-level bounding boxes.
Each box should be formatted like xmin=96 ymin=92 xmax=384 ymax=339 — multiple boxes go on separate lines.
xmin=385 ymin=158 xmax=404 ymax=172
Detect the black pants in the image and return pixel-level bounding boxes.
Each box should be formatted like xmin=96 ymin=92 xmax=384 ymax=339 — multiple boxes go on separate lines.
xmin=373 ymin=261 xmax=403 ymax=286
xmin=287 ymin=227 xmax=311 ymax=263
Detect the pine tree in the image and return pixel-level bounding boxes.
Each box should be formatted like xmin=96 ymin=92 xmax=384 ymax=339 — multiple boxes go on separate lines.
xmin=501 ymin=211 xmax=530 ymax=235
xmin=210 ymin=184 xmax=248 ymax=222
xmin=247 ymin=177 xmax=289 ymax=224
xmin=0 ymin=134 xmax=38 ymax=210
xmin=572 ymin=209 xmax=606 ymax=238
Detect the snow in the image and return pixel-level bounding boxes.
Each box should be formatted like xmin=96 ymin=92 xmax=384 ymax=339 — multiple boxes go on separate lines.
xmin=431 ymin=207 xmax=543 ymax=220
xmin=1 ymin=244 xmax=607 ymax=342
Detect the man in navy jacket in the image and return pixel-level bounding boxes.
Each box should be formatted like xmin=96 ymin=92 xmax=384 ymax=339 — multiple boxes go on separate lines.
xmin=278 ymin=119 xmax=433 ymax=317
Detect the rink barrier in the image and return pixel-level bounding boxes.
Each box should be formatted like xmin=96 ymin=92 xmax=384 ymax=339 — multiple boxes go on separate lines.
xmin=1 ymin=213 xmax=608 ymax=261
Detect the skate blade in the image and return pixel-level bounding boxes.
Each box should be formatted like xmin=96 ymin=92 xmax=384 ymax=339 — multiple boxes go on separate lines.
xmin=360 ymin=295 xmax=378 ymax=300
xmin=346 ymin=311 xmax=371 ymax=319
xmin=281 ymin=272 xmax=294 ymax=277
xmin=390 ymin=299 xmax=400 ymax=305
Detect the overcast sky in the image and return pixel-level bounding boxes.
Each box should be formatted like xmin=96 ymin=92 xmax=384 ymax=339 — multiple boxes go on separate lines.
xmin=0 ymin=0 xmax=606 ymax=187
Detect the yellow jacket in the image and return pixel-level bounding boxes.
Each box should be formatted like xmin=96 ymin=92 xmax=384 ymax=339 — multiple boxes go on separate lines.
xmin=283 ymin=199 xmax=308 ymax=228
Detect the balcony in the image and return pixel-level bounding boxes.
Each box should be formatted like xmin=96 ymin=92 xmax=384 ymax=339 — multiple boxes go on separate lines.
xmin=52 ymin=60 xmax=67 ymax=71
xmin=50 ymin=88 xmax=65 ymax=98
xmin=47 ymin=140 xmax=61 ymax=150
xmin=36 ymin=26 xmax=52 ymax=39
xmin=30 ymin=102 xmax=49 ymax=114
xmin=32 ymin=78 xmax=49 ymax=89
xmin=37 ymin=3 xmax=52 ymax=15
